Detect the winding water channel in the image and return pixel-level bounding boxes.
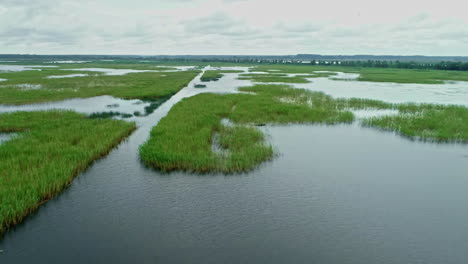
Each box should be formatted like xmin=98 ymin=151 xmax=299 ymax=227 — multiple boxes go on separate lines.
xmin=1 ymin=68 xmax=468 ymax=263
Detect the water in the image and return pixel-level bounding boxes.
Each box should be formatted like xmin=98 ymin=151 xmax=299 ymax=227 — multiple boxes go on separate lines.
xmin=243 ymin=70 xmax=468 ymax=106
xmin=2 ymin=67 xmax=468 ymax=263
xmin=46 ymin=74 xmax=89 ymax=79
xmin=2 ymin=123 xmax=468 ymax=263
xmin=0 ymin=95 xmax=151 ymax=123
xmin=0 ymin=66 xmax=251 ymax=121
xmin=0 ymin=65 xmax=58 ymax=72
xmin=0 ymin=79 xmax=6 ymax=82
xmin=288 ymin=72 xmax=468 ymax=106
xmin=64 ymin=68 xmax=158 ymax=76
xmin=0 ymin=133 xmax=15 ymax=145
xmin=62 ymin=66 xmax=200 ymax=76
xmin=154 ymin=66 xmax=198 ymax=71
xmin=46 ymin=61 xmax=90 ymax=64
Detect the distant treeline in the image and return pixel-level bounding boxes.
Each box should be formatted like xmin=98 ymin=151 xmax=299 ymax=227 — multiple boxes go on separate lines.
xmin=3 ymin=54 xmax=468 ymax=71
xmin=166 ymin=57 xmax=468 ymax=71
xmin=333 ymin=60 xmax=468 ymax=71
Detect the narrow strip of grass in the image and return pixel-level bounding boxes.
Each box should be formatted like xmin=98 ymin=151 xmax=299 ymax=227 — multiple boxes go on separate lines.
xmin=0 ymin=111 xmax=136 ymax=234
xmin=140 ymin=84 xmax=359 ymax=173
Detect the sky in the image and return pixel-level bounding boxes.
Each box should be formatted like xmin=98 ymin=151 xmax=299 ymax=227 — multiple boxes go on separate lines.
xmin=1 ymin=0 xmax=468 ymax=56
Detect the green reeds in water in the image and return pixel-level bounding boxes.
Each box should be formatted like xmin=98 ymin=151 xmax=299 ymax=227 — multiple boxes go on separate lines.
xmin=364 ymin=104 xmax=468 ymax=142
xmin=139 ymin=84 xmax=357 ymax=173
xmin=0 ymin=110 xmax=136 ymax=234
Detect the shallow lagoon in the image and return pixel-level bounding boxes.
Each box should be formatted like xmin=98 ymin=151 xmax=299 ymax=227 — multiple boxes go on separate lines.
xmin=1 ymin=67 xmax=468 ymax=263
xmin=296 ymin=72 xmax=468 ymax=106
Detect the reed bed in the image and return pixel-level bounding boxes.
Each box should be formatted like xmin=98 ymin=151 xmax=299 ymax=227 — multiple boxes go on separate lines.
xmin=0 ymin=69 xmax=199 ymax=105
xmin=0 ymin=110 xmax=136 ymax=234
xmin=364 ymin=104 xmax=468 ymax=142
xmin=140 ymin=84 xmax=361 ymax=173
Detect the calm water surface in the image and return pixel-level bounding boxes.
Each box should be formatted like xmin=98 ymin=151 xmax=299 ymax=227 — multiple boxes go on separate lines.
xmin=1 ymin=68 xmax=468 ymax=263
xmin=0 ymin=133 xmax=15 ymax=145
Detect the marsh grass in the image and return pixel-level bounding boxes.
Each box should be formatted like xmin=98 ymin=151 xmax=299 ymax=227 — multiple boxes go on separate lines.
xmin=200 ymin=70 xmax=243 ymax=82
xmin=140 ymin=84 xmax=365 ymax=173
xmin=364 ymin=104 xmax=468 ymax=142
xmin=0 ymin=111 xmax=136 ymax=234
xmin=0 ymin=68 xmax=200 ymax=105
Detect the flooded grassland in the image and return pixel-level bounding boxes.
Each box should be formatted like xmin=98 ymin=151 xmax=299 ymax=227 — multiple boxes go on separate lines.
xmin=1 ymin=62 xmax=468 ymax=264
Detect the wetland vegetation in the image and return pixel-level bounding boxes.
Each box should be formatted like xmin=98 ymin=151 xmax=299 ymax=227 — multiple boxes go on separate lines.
xmin=0 ymin=111 xmax=135 ymax=234
xmin=200 ymin=70 xmax=242 ymax=82
xmin=251 ymin=64 xmax=468 ymax=84
xmin=139 ymin=84 xmax=412 ymax=173
xmin=0 ymin=68 xmax=199 ymax=105
xmin=2 ymin=58 xmax=468 ymax=239
xmin=238 ymin=73 xmax=313 ymax=83
xmin=365 ymin=104 xmax=468 ymax=142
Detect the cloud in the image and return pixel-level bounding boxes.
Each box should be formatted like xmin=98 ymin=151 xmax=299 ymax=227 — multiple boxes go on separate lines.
xmin=0 ymin=0 xmax=468 ymax=55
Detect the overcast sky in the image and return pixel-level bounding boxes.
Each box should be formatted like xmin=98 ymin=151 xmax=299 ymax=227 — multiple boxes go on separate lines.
xmin=1 ymin=0 xmax=467 ymax=55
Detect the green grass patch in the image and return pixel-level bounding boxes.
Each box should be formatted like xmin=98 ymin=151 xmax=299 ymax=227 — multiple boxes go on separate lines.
xmin=0 ymin=69 xmax=200 ymax=105
xmin=0 ymin=111 xmax=136 ymax=234
xmin=200 ymin=70 xmax=243 ymax=82
xmin=364 ymin=104 xmax=468 ymax=142
xmin=200 ymin=71 xmax=222 ymax=82
xmin=140 ymin=84 xmax=364 ymax=173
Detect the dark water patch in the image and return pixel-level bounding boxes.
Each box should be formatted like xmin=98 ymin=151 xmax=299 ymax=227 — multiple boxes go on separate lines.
xmin=88 ymin=111 xmax=132 ymax=119
xmin=142 ymin=96 xmax=172 ymax=115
